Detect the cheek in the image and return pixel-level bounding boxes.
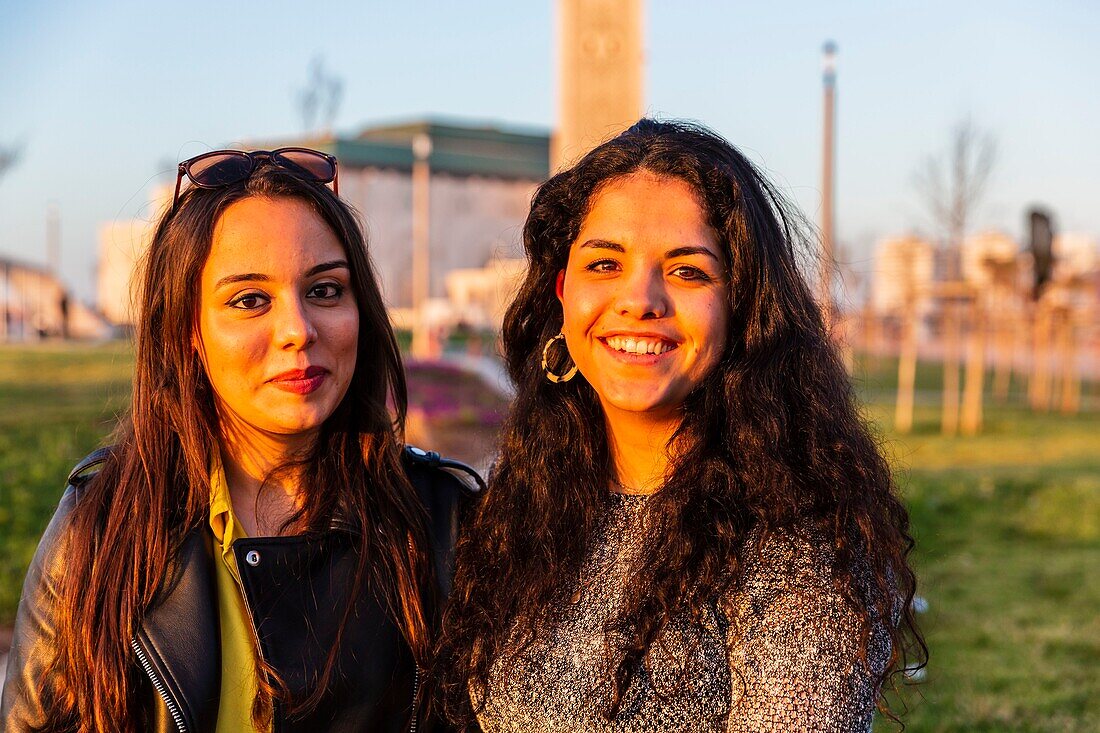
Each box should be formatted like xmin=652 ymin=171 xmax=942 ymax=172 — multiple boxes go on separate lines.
xmin=330 ymin=310 xmax=360 ymax=366
xmin=693 ymin=295 xmax=730 ymax=360
xmin=196 ymin=316 xmax=264 ymax=386
xmin=560 ymin=300 xmax=593 ymax=354
xmin=560 ymin=279 xmax=606 ymax=333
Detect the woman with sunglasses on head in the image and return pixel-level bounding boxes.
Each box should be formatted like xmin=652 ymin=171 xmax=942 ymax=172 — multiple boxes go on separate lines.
xmin=1 ymin=149 xmax=478 ymax=732
xmin=436 ymin=120 xmax=925 ymax=732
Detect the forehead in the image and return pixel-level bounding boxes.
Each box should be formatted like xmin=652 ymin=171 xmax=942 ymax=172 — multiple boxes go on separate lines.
xmin=574 ymin=172 xmax=717 ymax=252
xmin=204 ymin=196 xmax=345 ymax=275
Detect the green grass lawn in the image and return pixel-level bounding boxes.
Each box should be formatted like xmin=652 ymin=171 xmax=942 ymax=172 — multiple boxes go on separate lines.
xmin=0 ymin=342 xmax=134 ymax=617
xmin=858 ymin=360 xmax=1100 ymax=732
xmin=1 ymin=344 xmax=1097 ymax=731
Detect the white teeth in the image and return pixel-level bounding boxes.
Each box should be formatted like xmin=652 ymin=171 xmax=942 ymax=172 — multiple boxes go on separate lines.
xmin=605 ymin=337 xmax=674 ymax=355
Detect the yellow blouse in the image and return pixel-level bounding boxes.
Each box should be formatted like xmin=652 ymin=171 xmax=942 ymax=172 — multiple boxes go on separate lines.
xmin=209 ymin=454 xmax=271 ymax=733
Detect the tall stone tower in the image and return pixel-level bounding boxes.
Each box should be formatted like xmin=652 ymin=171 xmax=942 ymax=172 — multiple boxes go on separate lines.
xmin=553 ymin=0 xmax=644 ymax=170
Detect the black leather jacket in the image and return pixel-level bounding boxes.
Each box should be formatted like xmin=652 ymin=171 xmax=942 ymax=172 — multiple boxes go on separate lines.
xmin=0 ymin=446 xmax=482 ymax=733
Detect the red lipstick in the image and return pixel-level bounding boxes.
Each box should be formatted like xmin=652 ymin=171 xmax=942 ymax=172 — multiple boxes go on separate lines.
xmin=269 ymin=365 xmax=328 ymax=395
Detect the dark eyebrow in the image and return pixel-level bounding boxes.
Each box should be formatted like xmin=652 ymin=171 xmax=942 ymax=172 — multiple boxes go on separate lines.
xmin=215 ymin=272 xmax=269 ymax=289
xmin=213 ymin=260 xmax=349 ymax=290
xmin=578 ymin=239 xmax=625 ymax=252
xmin=666 ymin=246 xmax=721 ymax=261
xmin=305 ymin=260 xmax=349 ymax=277
xmin=579 ymin=240 xmax=720 ymax=262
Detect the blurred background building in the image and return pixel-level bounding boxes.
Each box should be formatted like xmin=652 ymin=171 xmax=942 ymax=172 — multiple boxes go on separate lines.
xmin=96 ymin=118 xmax=549 ymax=334
xmin=93 ymin=1 xmax=647 ymax=348
xmin=1 ymin=257 xmax=108 ymax=340
xmin=872 ymin=235 xmax=936 ymax=317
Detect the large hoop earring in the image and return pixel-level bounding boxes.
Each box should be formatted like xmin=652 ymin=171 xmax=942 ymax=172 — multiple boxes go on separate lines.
xmin=542 ymin=332 xmax=578 ymax=383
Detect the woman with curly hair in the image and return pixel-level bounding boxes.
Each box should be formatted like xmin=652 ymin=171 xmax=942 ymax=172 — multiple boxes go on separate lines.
xmin=437 ymin=119 xmax=925 ymax=732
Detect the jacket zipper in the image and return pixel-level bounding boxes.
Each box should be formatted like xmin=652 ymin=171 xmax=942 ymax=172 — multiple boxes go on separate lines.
xmin=131 ymin=635 xmax=188 ymax=733
xmin=408 ymin=535 xmax=419 ymax=733
xmin=409 ymin=665 xmax=420 ymax=733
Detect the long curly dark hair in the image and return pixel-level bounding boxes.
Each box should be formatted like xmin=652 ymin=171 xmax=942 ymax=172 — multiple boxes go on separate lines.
xmin=436 ymin=118 xmax=925 ymax=727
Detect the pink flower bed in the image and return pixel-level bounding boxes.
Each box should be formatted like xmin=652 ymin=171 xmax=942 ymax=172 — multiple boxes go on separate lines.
xmin=404 ymin=360 xmax=508 ymax=426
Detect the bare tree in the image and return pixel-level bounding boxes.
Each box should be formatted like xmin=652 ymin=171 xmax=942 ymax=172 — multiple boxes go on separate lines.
xmin=0 ymin=141 xmax=24 ymax=184
xmin=893 ymin=244 xmax=922 ymax=434
xmin=914 ymin=118 xmax=996 ymax=277
xmin=914 ymin=118 xmax=996 ymax=435
xmin=297 ymin=57 xmax=344 ymax=135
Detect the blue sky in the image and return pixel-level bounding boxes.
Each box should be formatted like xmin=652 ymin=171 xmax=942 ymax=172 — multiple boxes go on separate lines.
xmin=2 ymin=0 xmax=1098 ymax=301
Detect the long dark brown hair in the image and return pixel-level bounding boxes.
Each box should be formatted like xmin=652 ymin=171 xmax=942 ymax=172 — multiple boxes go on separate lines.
xmin=40 ymin=165 xmax=433 ymax=732
xmin=437 ymin=119 xmax=925 ymax=726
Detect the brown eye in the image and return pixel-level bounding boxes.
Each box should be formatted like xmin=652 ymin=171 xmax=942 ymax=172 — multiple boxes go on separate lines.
xmin=228 ymin=292 xmax=269 ymax=310
xmin=308 ymin=282 xmax=344 ymax=300
xmin=672 ymin=265 xmax=711 ymax=281
xmin=585 ymin=259 xmax=620 ymax=273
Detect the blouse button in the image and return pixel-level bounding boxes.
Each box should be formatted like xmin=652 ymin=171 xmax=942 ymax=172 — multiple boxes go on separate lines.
xmin=245 ymin=550 xmax=261 ymax=567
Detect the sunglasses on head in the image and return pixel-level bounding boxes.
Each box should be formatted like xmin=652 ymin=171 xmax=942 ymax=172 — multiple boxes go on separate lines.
xmin=172 ymin=147 xmax=339 ymax=212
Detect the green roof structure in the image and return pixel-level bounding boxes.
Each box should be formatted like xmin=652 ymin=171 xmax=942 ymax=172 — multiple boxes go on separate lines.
xmin=286 ymin=118 xmax=551 ymax=181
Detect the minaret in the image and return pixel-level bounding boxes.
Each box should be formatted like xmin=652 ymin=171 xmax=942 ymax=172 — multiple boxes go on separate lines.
xmin=553 ymin=0 xmax=644 ymax=170
xmin=820 ymin=41 xmax=837 ymax=328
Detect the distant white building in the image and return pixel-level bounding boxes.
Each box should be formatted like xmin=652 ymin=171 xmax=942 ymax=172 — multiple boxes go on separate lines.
xmin=961 ymin=230 xmax=1020 ymax=289
xmin=444 ymin=257 xmax=528 ymax=330
xmin=1 ymin=257 xmax=110 ymax=341
xmin=97 ymin=119 xmax=550 ymax=327
xmin=871 ymin=235 xmax=936 ymax=315
xmin=98 ymin=218 xmax=156 ymax=326
xmin=1052 ymin=233 xmax=1099 ymax=282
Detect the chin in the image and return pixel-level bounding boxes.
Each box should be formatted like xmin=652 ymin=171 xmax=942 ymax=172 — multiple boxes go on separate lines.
xmin=268 ymin=413 xmax=329 ymax=436
xmin=600 ymin=392 xmax=680 ymax=418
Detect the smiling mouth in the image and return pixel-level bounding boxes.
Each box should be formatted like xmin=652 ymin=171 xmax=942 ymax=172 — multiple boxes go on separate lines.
xmin=601 ymin=336 xmax=678 ymax=356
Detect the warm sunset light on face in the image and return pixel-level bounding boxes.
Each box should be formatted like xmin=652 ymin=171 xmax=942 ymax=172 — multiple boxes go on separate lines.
xmin=558 ymin=172 xmax=729 ymax=423
xmin=195 ymin=196 xmax=359 ymax=442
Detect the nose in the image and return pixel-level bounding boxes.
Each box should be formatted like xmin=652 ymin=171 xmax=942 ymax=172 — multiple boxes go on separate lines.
xmin=615 ymin=267 xmax=669 ymax=320
xmin=275 ymin=296 xmax=318 ymax=350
